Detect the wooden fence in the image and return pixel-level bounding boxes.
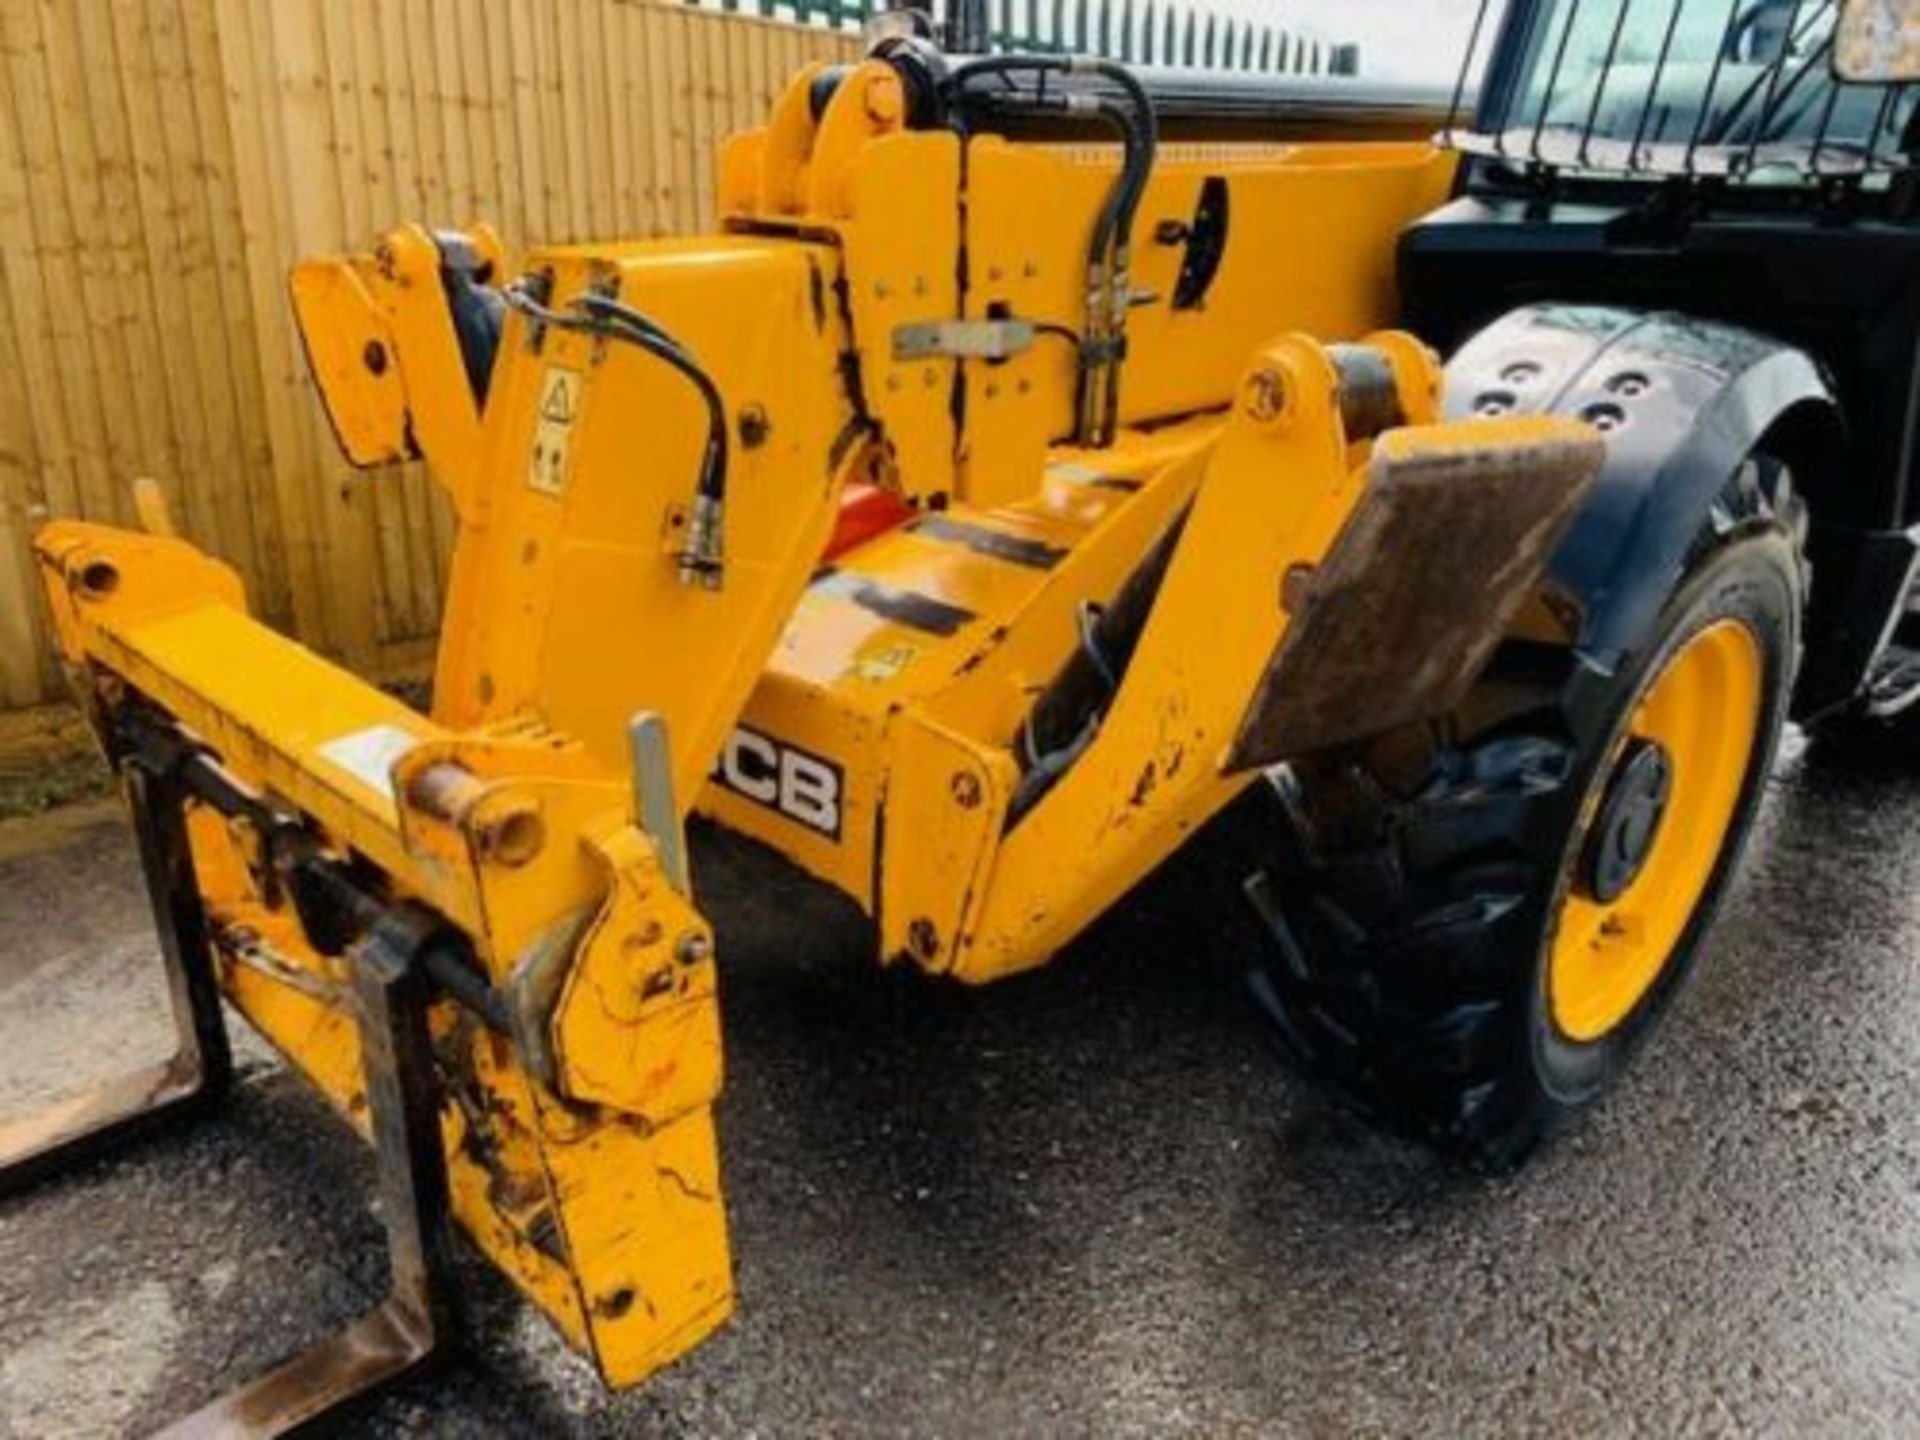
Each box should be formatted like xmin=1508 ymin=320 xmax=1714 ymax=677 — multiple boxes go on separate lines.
xmin=0 ymin=0 xmax=860 ymax=710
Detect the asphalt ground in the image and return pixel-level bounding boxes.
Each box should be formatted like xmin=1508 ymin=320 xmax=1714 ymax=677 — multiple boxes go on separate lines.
xmin=0 ymin=729 xmax=1914 ymax=1437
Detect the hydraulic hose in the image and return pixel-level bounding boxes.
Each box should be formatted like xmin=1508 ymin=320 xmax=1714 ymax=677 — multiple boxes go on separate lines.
xmin=1005 ymin=500 xmax=1192 ymax=826
xmin=948 ymin=58 xmax=1157 ymax=320
xmin=504 ymin=280 xmax=731 ymax=588
xmin=943 ymin=55 xmax=1159 ymax=446
xmin=574 ymin=293 xmax=731 ymax=588
xmin=1019 ymin=91 xmax=1144 ymax=443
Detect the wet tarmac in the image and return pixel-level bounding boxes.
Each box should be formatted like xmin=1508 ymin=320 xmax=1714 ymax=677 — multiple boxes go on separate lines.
xmin=0 ymin=732 xmax=1914 ymax=1437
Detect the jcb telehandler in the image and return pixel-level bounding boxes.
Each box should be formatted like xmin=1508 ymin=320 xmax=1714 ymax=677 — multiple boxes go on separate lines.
xmin=5 ymin=0 xmax=1915 ymax=1429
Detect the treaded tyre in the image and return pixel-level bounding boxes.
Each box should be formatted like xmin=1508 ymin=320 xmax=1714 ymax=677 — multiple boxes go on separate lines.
xmin=1246 ymin=460 xmax=1807 ymax=1170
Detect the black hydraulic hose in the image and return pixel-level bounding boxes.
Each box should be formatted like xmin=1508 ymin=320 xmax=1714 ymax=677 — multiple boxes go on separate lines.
xmin=971 ymin=90 xmax=1146 ymax=299
xmin=944 ymin=55 xmax=1158 ymax=446
xmin=949 ymin=56 xmax=1156 ymax=275
xmin=1088 ymin=97 xmax=1142 ymax=444
xmin=949 ymin=59 xmax=1157 ymax=172
xmin=574 ymin=293 xmax=730 ymax=507
xmin=573 ymin=290 xmax=692 ymax=362
xmin=1005 ymin=500 xmax=1192 ymax=827
xmin=983 ymin=90 xmax=1142 ymax=443
xmin=505 ymin=284 xmax=727 ymax=502
xmin=504 ymin=280 xmax=731 ymax=586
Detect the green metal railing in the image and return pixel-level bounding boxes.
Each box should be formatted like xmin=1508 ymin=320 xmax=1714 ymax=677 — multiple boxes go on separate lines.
xmin=684 ymin=0 xmax=1361 ymax=76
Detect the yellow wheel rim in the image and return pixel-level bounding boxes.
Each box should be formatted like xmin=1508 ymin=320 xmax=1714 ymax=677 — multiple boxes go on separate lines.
xmin=1548 ymin=618 xmax=1765 ymax=1043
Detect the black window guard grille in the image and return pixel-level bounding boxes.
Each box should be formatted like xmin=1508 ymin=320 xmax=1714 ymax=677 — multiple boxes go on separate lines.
xmin=1444 ymin=0 xmax=1916 ymax=180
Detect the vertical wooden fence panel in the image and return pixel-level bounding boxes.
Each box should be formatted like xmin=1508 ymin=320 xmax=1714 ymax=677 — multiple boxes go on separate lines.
xmin=0 ymin=240 xmax=46 ymax=706
xmin=0 ymin=0 xmax=859 ymax=709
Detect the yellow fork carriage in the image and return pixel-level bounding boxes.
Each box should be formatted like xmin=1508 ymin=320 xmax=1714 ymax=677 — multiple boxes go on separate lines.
xmin=5 ymin=42 xmax=1603 ymax=1432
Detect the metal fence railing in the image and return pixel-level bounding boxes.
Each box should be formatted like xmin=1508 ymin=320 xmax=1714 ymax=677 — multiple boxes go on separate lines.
xmin=683 ymin=0 xmax=1362 ymax=76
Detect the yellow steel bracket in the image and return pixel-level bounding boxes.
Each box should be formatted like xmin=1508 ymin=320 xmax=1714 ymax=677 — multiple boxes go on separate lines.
xmin=721 ymin=58 xmax=911 ymax=221
xmin=877 ymin=712 xmax=1022 ymax=969
xmin=289 ymin=222 xmax=505 ymax=521
xmin=719 ymin=61 xmax=962 ymax=505
xmin=33 ymin=518 xmax=734 ymax=1390
xmin=876 ymin=333 xmax=1599 ymax=984
xmin=807 ymin=61 xmax=911 ymax=217
xmin=754 ymin=60 xmax=833 ymax=216
xmin=950 ymin=333 xmax=1376 ymax=979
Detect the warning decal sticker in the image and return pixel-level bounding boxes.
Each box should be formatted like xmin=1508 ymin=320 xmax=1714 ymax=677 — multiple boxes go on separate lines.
xmin=529 ymin=366 xmax=583 ymax=496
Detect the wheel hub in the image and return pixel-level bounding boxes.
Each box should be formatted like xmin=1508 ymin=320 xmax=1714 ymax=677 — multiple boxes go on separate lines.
xmin=1550 ymin=618 xmax=1766 ymax=1044
xmin=1583 ymin=738 xmax=1673 ymax=904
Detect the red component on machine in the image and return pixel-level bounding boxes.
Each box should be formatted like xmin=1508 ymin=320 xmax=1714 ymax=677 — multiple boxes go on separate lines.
xmin=823 ymin=484 xmax=916 ymax=561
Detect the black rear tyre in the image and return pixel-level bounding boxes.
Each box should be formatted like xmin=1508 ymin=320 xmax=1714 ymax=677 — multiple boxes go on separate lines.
xmin=1244 ymin=462 xmax=1806 ymax=1170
